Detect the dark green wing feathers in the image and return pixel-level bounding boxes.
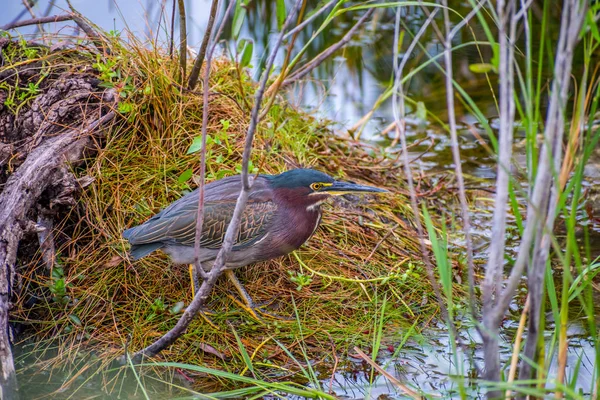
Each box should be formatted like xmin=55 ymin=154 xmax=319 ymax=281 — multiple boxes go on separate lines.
xmin=123 ymin=176 xmax=277 ymax=257
xmin=123 ymin=200 xmax=277 ymax=250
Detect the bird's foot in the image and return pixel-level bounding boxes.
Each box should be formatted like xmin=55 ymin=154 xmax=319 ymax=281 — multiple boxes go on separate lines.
xmin=198 ymin=308 xmax=219 ymax=329
xmin=227 ymin=294 xmax=293 ymax=322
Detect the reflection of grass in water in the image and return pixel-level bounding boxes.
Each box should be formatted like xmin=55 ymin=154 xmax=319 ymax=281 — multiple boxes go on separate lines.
xmin=10 ymin=30 xmax=459 ymax=398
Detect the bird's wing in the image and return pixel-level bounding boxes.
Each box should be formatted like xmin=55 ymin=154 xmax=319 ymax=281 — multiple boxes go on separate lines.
xmin=124 ymin=175 xmax=277 ymax=250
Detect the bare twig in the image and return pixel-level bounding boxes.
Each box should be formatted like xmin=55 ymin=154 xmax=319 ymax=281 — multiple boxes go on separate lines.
xmin=191 ymin=3 xmax=218 ymax=283
xmin=34 ymin=0 xmax=57 ymax=36
xmin=169 ymin=0 xmax=176 ymax=57
xmin=21 ymin=0 xmax=36 ymax=19
xmin=441 ymin=0 xmax=477 ymax=319
xmin=65 ymin=1 xmax=106 ymax=53
xmin=129 ymin=0 xmax=303 ymax=362
xmin=188 ymin=0 xmax=220 ymax=90
xmin=480 ymin=0 xmax=519 ymax=388
xmin=1 ymin=14 xmax=73 ymax=31
xmin=515 ymin=0 xmax=586 ymax=387
xmin=389 ymin=8 xmax=437 ymax=147
xmin=392 ymin=6 xmax=449 ymax=317
xmin=261 ymin=0 xmax=307 ymax=116
xmin=177 ymin=0 xmax=187 ymax=83
xmin=281 ymin=9 xmax=374 ymax=88
xmin=191 ymin=0 xmax=235 ymax=282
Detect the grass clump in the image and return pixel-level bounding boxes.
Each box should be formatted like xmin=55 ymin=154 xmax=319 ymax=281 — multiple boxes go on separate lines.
xmin=11 ymin=34 xmax=462 ymax=395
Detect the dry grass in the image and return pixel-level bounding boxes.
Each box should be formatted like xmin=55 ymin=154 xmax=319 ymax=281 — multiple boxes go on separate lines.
xmin=10 ymin=35 xmax=462 ymax=393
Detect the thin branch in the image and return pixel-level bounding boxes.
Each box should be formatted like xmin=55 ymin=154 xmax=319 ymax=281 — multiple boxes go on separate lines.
xmin=21 ymin=0 xmax=37 ymax=19
xmin=192 ymin=7 xmax=218 ymax=283
xmin=261 ymin=0 xmax=308 ymax=117
xmin=281 ymin=9 xmax=374 ymax=88
xmin=393 ymin=5 xmax=472 ymax=370
xmin=1 ymin=14 xmax=73 ymax=31
xmin=169 ymin=0 xmax=176 ymax=57
xmin=65 ymin=1 xmax=106 ymax=53
xmin=188 ymin=0 xmax=219 ymax=90
xmin=177 ymin=0 xmax=187 ymax=83
xmin=191 ymin=0 xmax=236 ymax=282
xmin=516 ymin=0 xmax=586 ymax=386
xmin=480 ymin=0 xmax=518 ymax=388
xmin=390 ymin=8 xmax=437 ymax=147
xmin=34 ymin=0 xmax=57 ymax=36
xmin=129 ymin=0 xmax=303 ymax=362
xmin=495 ymin=0 xmax=586 ymax=330
xmin=208 ymin=0 xmax=236 ymax=58
xmin=441 ymin=0 xmax=476 ymax=321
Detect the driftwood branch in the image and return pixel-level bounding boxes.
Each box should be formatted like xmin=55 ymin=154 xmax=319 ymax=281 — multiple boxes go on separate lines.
xmin=0 ymin=102 xmax=116 ymax=399
xmin=1 ymin=14 xmax=73 ymax=31
xmin=129 ymin=0 xmax=303 ymax=363
xmin=187 ymin=0 xmax=220 ymax=90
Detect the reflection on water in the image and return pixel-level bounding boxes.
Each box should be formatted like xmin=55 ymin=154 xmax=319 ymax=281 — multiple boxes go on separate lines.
xmin=2 ymin=1 xmax=600 ymax=398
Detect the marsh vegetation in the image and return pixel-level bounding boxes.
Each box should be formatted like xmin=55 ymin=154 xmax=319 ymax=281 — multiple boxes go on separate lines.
xmin=0 ymin=0 xmax=599 ymax=399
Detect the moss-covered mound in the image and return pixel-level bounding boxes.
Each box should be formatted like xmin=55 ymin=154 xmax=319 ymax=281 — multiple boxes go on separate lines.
xmin=9 ymin=35 xmax=456 ymax=393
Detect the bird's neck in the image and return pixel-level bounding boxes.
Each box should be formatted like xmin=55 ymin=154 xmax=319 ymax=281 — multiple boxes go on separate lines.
xmin=272 ymin=188 xmax=326 ymax=249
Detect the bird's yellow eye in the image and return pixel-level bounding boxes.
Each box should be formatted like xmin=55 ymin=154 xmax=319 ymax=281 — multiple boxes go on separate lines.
xmin=311 ymin=182 xmax=323 ymax=191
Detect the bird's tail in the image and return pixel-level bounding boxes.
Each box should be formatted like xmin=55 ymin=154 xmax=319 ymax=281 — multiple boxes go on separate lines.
xmin=128 ymin=242 xmax=164 ymax=260
xmin=123 ymin=226 xmax=163 ymax=259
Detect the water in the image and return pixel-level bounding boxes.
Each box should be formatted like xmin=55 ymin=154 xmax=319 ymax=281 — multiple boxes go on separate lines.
xmin=2 ymin=1 xmax=600 ymax=398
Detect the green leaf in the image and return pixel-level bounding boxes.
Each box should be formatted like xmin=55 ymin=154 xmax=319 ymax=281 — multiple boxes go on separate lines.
xmin=416 ymin=101 xmax=427 ymax=121
xmin=231 ymin=0 xmax=247 ymax=40
xmin=187 ymin=136 xmax=203 ymax=154
xmin=69 ymin=314 xmax=82 ymax=326
xmin=469 ymin=63 xmax=496 ymax=74
xmin=276 ymin=0 xmax=286 ymax=30
xmin=220 ymin=119 xmax=230 ymax=131
xmin=118 ymin=102 xmax=133 ymax=113
xmin=586 ymin=10 xmax=600 ymax=41
xmin=238 ymin=39 xmax=253 ymax=68
xmin=178 ymin=168 xmax=193 ymax=184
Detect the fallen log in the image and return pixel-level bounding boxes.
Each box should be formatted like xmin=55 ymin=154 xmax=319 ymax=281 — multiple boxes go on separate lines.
xmin=0 ymin=37 xmax=117 ymax=398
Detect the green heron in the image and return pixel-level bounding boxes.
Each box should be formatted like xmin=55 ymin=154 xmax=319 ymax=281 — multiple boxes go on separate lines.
xmin=123 ymin=168 xmax=386 ymax=316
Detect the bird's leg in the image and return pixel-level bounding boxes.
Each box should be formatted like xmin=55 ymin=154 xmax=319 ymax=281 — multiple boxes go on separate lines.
xmin=187 ymin=264 xmax=219 ymax=328
xmin=188 ymin=264 xmax=201 ymax=298
xmin=224 ymin=270 xmax=291 ymax=320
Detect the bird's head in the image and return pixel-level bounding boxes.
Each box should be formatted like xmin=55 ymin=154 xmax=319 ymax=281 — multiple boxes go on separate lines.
xmin=269 ymin=169 xmax=387 ymax=210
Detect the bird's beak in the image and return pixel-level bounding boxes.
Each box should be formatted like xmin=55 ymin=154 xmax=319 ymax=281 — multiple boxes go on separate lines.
xmin=321 ymin=181 xmax=388 ymax=195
